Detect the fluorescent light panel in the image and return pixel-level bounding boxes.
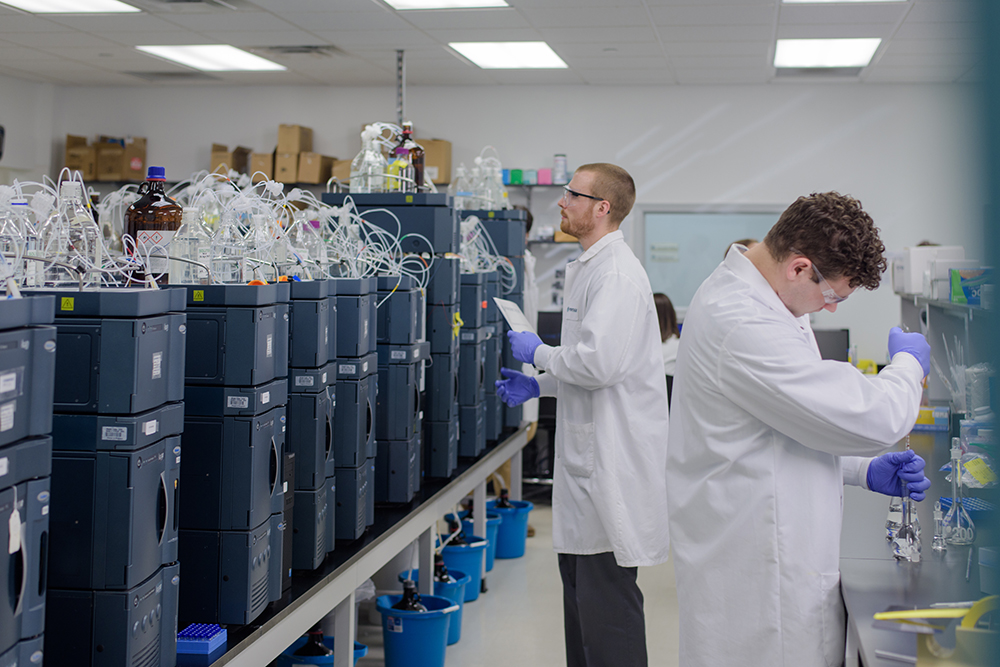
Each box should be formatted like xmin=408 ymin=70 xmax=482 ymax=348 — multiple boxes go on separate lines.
xmin=136 ymin=45 xmax=286 ymax=72
xmin=0 ymin=0 xmax=139 ymax=12
xmin=449 ymin=42 xmax=567 ymax=69
xmin=774 ymin=38 xmax=881 ymax=68
xmin=385 ymin=0 xmax=508 ymax=8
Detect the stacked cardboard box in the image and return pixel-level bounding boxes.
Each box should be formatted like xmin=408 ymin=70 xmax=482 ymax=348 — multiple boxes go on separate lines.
xmin=210 ymin=143 xmax=252 ymax=175
xmin=64 ymin=134 xmax=146 ymax=182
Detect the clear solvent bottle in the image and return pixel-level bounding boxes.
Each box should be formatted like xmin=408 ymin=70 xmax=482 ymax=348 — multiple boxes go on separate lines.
xmin=350 ymin=126 xmax=387 ymax=193
xmin=211 ymin=208 xmax=246 ymax=284
xmin=168 ymin=206 xmax=212 ymax=284
xmin=60 ymin=181 xmax=104 ymax=286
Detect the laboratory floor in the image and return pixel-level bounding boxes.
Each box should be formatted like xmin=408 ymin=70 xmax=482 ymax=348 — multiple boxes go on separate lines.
xmin=355 ymin=487 xmax=681 ymax=667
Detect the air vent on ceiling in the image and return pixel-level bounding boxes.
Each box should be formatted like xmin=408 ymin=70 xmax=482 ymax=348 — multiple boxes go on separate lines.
xmin=125 ymin=71 xmax=220 ymax=82
xmin=775 ymin=67 xmax=864 ymax=78
xmin=254 ymin=45 xmax=347 ymax=58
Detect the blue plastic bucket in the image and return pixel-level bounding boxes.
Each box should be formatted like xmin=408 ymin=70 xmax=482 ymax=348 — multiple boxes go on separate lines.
xmin=276 ymin=638 xmax=368 ymax=666
xmin=439 ymin=535 xmax=487 ymax=602
xmin=376 ymin=594 xmax=459 ymax=667
xmin=445 ymin=511 xmax=503 ymax=572
xmin=487 ymin=500 xmax=534 ymax=558
xmin=397 ymin=569 xmax=470 ymax=645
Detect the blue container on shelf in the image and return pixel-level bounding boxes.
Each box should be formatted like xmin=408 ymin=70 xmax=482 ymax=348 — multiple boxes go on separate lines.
xmin=487 ymin=499 xmax=534 ymax=558
xmin=376 ymin=594 xmax=459 ymax=667
xmin=397 ymin=569 xmax=470 ymax=645
xmin=439 ymin=535 xmax=488 ymax=602
xmin=447 ymin=511 xmax=503 ymax=572
xmin=276 ymin=638 xmax=368 ymax=666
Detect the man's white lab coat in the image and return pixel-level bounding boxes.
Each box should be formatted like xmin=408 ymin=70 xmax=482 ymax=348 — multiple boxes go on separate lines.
xmin=666 ymin=247 xmax=923 ymax=666
xmin=534 ymin=230 xmax=671 ymax=567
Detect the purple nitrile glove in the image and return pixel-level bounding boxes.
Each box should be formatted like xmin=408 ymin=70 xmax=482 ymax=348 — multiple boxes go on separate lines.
xmin=508 ymin=329 xmax=543 ymax=365
xmin=888 ymin=327 xmax=930 ymax=377
xmin=495 ymin=367 xmax=540 ymax=407
xmin=866 ymin=450 xmax=932 ymax=501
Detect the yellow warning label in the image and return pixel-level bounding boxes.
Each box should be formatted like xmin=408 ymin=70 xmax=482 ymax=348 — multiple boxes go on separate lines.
xmin=406 ymin=195 xmax=414 ymax=204
xmin=60 ymin=297 xmax=74 ymax=311
xmin=488 ymin=211 xmax=495 ymax=218
xmin=193 ymin=290 xmax=205 ymax=302
xmin=964 ymin=458 xmax=997 ymax=486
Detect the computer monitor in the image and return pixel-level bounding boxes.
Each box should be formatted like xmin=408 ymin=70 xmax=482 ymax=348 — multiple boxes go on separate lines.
xmin=537 ymin=311 xmax=563 ymax=347
xmin=813 ymin=328 xmax=850 ymax=362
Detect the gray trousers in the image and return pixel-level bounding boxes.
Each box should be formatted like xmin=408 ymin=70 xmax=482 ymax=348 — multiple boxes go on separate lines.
xmin=558 ymin=551 xmax=648 ymax=667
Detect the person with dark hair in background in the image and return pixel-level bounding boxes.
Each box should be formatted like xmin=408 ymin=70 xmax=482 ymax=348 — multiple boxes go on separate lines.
xmin=497 ymin=163 xmax=669 ymax=667
xmin=653 ymin=292 xmax=679 ymax=404
xmin=667 ymin=192 xmax=932 ymax=667
xmin=725 ymin=237 xmax=758 ymax=258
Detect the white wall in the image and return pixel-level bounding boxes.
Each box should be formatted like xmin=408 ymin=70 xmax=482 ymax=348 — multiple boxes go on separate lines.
xmin=0 ymin=73 xmax=55 ymax=183
xmin=7 ymin=79 xmax=982 ymax=358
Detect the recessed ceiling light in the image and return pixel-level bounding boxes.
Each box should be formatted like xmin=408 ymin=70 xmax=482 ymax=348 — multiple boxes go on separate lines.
xmin=136 ymin=45 xmax=286 ymax=72
xmin=449 ymin=42 xmax=567 ymax=69
xmin=385 ymin=0 xmax=508 ymax=8
xmin=774 ymin=38 xmax=881 ymax=68
xmin=0 ymin=0 xmax=139 ymax=12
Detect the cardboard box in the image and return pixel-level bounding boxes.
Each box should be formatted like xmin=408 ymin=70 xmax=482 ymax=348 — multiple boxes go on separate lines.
xmin=250 ymin=151 xmax=275 ymax=183
xmin=121 ymin=137 xmax=147 ymax=181
xmin=210 ymin=143 xmax=252 ymax=175
xmin=297 ymin=152 xmax=334 ymax=185
xmin=277 ymin=124 xmax=313 ymax=154
xmin=96 ymin=139 xmax=125 ymax=181
xmin=415 ymin=138 xmax=451 ymax=185
xmin=64 ymin=135 xmax=97 ymax=181
xmin=332 ymin=159 xmax=351 ymax=184
xmin=275 ymin=153 xmax=298 ymax=183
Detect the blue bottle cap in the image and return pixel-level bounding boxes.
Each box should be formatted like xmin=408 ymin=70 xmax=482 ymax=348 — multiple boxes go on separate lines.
xmin=147 ymin=166 xmax=166 ymax=181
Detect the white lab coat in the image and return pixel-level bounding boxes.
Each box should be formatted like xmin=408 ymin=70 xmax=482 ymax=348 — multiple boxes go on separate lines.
xmin=666 ymin=247 xmax=923 ymax=667
xmin=534 ymin=230 xmax=671 ymax=567
xmin=521 ymin=248 xmax=540 ymax=423
xmin=661 ymin=334 xmax=680 ymax=376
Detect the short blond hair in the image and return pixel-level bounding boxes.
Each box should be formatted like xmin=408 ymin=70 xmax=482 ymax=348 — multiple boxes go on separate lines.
xmin=576 ymin=163 xmax=635 ymax=226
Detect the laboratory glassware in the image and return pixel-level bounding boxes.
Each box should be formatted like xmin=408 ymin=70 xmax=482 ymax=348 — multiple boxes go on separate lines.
xmin=168 ymin=207 xmax=212 ymax=284
xmin=943 ymin=438 xmax=976 ymax=545
xmin=125 ymin=166 xmax=182 ymax=285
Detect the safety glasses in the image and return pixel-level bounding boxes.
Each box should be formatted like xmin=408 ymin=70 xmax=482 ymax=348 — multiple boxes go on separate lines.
xmin=560 ymin=186 xmax=606 ymax=207
xmin=800 ymin=252 xmax=848 ymax=304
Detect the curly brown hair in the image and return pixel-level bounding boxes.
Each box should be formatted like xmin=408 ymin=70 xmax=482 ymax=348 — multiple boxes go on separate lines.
xmin=764 ymin=192 xmax=886 ymax=290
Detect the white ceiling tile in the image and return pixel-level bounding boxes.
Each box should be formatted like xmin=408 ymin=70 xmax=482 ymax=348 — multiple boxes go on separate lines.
xmin=563 ymin=55 xmax=668 ymax=70
xmin=211 ymin=31 xmax=328 ymax=47
xmin=665 ymin=40 xmax=768 ymax=56
xmin=0 ymin=44 xmax=60 ymax=62
xmin=674 ymin=67 xmax=766 ymax=84
xmin=249 ymin=0 xmax=379 ymax=10
xmin=519 ymin=7 xmax=650 ymax=28
xmin=905 ymin=1 xmax=977 ymax=23
xmin=396 ymin=8 xmax=530 ymax=29
xmin=659 ymin=24 xmax=774 ymax=41
xmin=671 ymin=54 xmax=761 ymax=69
xmin=509 ymin=0 xmax=646 ymax=7
xmin=777 ymin=4 xmax=909 ymax=25
xmin=155 ymin=11 xmax=299 ymax=33
xmin=863 ymin=66 xmax=966 ymax=83
xmin=893 ymin=20 xmax=976 ymax=40
xmin=580 ymin=69 xmax=676 ymax=84
xmin=62 ymin=71 xmax=148 ymax=86
xmin=644 ymin=0 xmax=775 ymax=5
xmin=555 ymin=41 xmax=663 ymax=57
xmin=0 ymin=14 xmax=71 ymax=33
xmin=875 ymin=51 xmax=977 ymax=69
xmin=775 ymin=23 xmax=892 ymax=39
xmin=43 ymin=14 xmax=186 ymax=33
xmin=92 ymin=30 xmax=211 ymax=47
xmin=484 ymin=68 xmax=586 ymax=83
xmin=423 ymin=27 xmax=544 ymax=41
xmin=648 ymin=5 xmax=775 ymax=26
xmin=957 ymin=60 xmax=983 ymax=83
xmin=309 ymin=29 xmax=439 ymax=48
xmin=0 ymin=30 xmax=116 ymax=48
xmin=884 ymin=38 xmax=978 ymax=55
xmin=280 ymin=10 xmax=411 ymax=31
xmin=537 ymin=26 xmax=657 ymax=42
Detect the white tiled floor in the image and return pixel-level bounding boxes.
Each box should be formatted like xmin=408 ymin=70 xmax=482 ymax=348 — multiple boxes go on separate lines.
xmin=356 ymin=499 xmax=681 ymax=667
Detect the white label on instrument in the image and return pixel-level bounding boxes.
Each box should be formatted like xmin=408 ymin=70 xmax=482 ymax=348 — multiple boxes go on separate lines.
xmin=228 ymin=396 xmax=250 ymax=409
xmin=266 ymin=334 xmax=273 ymax=358
xmin=362 ymin=361 xmax=369 ymax=373
xmin=0 ymin=402 xmax=12 ymax=432
xmin=0 ymin=373 xmax=15 ymax=394
xmin=41 ymin=504 xmax=48 ymax=516
xmin=295 ymin=376 xmax=315 ymax=387
xmin=283 ymin=481 xmax=288 ymax=494
xmin=8 ymin=506 xmax=20 ymax=555
xmin=152 ymin=352 xmax=162 ymax=380
xmin=462 ymin=332 xmax=473 ymax=341
xmin=0 ymin=457 xmax=7 ymax=477
xmin=391 ymin=351 xmax=406 ymax=360
xmin=144 ymin=420 xmax=158 ymax=436
xmin=322 ymin=372 xmax=328 ymax=384
xmin=261 ymin=391 xmax=270 ymax=405
xmin=102 ymin=426 xmax=128 ymax=441
xmin=340 ymin=364 xmax=356 ymax=375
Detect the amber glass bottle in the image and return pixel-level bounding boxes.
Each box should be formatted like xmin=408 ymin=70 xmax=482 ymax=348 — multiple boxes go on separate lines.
xmin=124 ymin=166 xmax=181 ymax=285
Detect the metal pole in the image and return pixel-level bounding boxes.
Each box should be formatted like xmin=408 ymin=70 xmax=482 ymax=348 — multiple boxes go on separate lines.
xmin=396 ymin=49 xmax=406 ymax=126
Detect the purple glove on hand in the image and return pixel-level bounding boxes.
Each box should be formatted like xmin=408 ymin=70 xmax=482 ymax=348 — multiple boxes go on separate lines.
xmin=508 ymin=329 xmax=543 ymax=365
xmin=888 ymin=327 xmax=931 ymax=377
xmin=495 ymin=367 xmax=540 ymax=407
xmin=866 ymin=449 xmax=931 ymax=501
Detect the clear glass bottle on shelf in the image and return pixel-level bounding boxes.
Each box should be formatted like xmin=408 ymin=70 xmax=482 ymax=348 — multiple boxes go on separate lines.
xmin=211 ymin=208 xmax=247 ymax=284
xmin=932 ymin=500 xmax=947 ymax=552
xmin=168 ymin=207 xmax=212 ymax=284
xmin=943 ymin=438 xmax=976 ymax=545
xmin=350 ymin=126 xmax=387 ymax=193
xmin=60 ymin=181 xmax=104 ymax=286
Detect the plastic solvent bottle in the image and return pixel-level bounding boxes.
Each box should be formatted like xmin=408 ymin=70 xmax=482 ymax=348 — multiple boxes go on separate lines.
xmin=392 ymin=579 xmax=427 ymax=611
xmin=125 ymin=166 xmax=181 ymax=285
xmin=169 ymin=207 xmax=211 ymax=284
xmin=351 ymin=126 xmax=387 ymax=193
xmin=60 ymin=181 xmax=104 ymax=286
xmin=211 ymin=208 xmax=247 ymax=284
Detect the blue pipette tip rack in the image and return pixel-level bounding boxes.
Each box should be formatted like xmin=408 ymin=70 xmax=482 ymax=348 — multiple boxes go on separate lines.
xmin=177 ymin=624 xmax=227 ymax=655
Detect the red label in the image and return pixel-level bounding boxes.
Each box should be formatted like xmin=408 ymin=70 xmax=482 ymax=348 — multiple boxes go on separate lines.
xmin=130 ymin=157 xmax=143 ymax=171
xmin=481 ymin=300 xmax=487 ymax=309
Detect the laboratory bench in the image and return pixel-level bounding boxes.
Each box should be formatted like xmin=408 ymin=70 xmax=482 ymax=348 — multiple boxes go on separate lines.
xmin=840 ymin=429 xmax=997 ymax=666
xmin=189 ymin=425 xmax=529 ymax=667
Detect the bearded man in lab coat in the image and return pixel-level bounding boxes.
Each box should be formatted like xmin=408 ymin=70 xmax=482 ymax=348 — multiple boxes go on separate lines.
xmin=496 ymin=163 xmax=670 ymax=667
xmin=667 ymin=192 xmax=932 ymax=667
